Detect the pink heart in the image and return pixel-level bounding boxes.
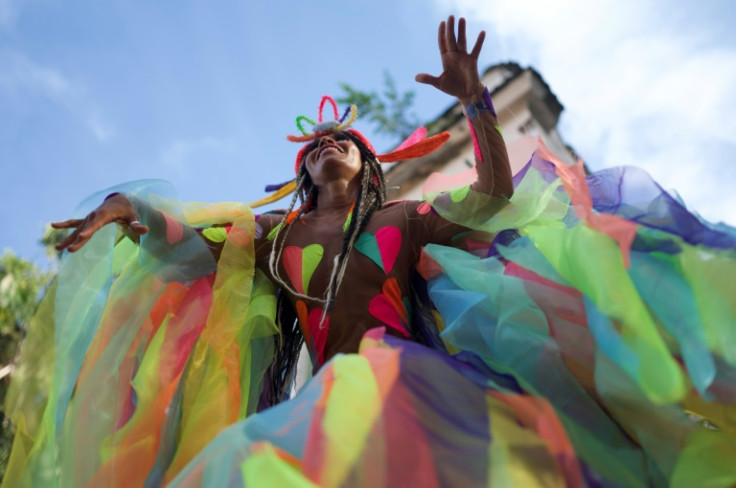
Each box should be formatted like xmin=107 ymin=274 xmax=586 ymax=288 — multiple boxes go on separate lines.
xmin=375 ymin=226 xmax=401 ymax=274
xmin=355 ymin=226 xmax=402 ymax=275
xmin=368 ymin=278 xmax=410 ymax=339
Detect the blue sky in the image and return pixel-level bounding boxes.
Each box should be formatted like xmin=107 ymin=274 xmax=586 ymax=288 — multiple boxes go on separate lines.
xmin=2 ymin=0 xmax=735 ymax=265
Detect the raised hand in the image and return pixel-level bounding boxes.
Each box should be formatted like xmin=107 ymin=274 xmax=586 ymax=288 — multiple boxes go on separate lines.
xmin=52 ymin=193 xmax=148 ymax=252
xmin=415 ymin=15 xmax=486 ymax=104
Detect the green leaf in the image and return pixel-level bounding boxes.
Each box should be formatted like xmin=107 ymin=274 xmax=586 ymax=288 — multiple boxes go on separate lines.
xmin=336 ymin=71 xmax=422 ymax=144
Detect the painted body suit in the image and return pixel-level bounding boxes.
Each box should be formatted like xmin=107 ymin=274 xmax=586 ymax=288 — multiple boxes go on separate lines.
xmin=249 ymin=88 xmax=509 ymax=368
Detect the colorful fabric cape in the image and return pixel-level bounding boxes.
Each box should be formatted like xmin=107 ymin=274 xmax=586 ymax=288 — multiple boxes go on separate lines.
xmin=3 ymin=139 xmax=736 ymax=487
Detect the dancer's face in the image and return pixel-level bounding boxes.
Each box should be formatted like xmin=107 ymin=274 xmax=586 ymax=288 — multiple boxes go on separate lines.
xmin=304 ymin=134 xmax=363 ymax=186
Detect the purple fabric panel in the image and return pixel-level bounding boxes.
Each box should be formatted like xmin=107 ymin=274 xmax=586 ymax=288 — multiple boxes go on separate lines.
xmin=587 ymin=166 xmax=736 ymax=249
xmin=482 ymin=87 xmax=497 ymax=118
xmin=513 ymin=152 xmax=559 ymax=188
xmin=378 ymin=335 xmax=492 ymax=487
xmin=513 ymin=154 xmax=736 ymax=249
xmin=511 ymin=160 xmax=530 ymax=188
xmin=487 ymin=229 xmax=522 ymax=258
xmin=409 ymin=272 xmax=449 ymax=352
xmin=452 ymin=350 xmax=525 ymax=394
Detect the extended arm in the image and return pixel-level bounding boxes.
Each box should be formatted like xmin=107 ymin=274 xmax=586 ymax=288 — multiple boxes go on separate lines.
xmin=54 ymin=192 xmax=284 ymax=279
xmin=55 ymin=192 xmax=282 ymax=268
xmin=53 ymin=193 xmax=150 ymax=252
xmin=416 ymin=15 xmax=513 ymax=199
xmin=53 ymin=193 xmax=223 ymax=283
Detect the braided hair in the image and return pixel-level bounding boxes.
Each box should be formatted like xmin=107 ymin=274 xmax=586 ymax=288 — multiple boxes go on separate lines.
xmin=266 ymin=131 xmax=387 ymax=404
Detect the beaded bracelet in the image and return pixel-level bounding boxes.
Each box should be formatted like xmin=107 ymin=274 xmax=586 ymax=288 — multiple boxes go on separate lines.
xmin=464 ymin=87 xmax=496 ymax=121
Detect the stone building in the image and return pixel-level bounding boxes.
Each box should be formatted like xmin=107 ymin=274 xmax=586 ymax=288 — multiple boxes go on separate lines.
xmin=387 ymin=62 xmax=577 ymax=199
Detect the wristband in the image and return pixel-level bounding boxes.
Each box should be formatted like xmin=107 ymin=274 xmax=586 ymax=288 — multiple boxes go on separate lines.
xmin=464 ymin=87 xmax=496 ymax=120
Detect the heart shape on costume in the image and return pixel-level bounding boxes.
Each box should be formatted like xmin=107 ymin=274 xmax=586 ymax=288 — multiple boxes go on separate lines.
xmin=354 ymin=226 xmax=401 ymax=275
xmin=368 ymin=277 xmax=410 ymax=338
xmin=296 ymin=301 xmax=312 ymax=346
xmin=296 ymin=300 xmax=331 ymax=365
xmin=283 ymin=244 xmax=324 ymax=295
xmin=311 ymin=308 xmax=330 ymax=366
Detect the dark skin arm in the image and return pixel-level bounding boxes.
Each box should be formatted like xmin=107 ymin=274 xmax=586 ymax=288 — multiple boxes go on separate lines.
xmin=53 ymin=193 xmax=230 ymax=260
xmin=53 ymin=193 xmax=282 ymax=264
xmin=52 ymin=193 xmax=149 ymax=252
xmin=416 ymin=15 xmax=514 ymax=199
xmin=416 ymin=16 xmax=486 ymax=105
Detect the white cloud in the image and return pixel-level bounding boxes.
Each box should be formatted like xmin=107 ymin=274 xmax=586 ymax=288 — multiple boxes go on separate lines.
xmin=0 ymin=50 xmax=115 ymax=141
xmin=431 ymin=0 xmax=736 ymax=225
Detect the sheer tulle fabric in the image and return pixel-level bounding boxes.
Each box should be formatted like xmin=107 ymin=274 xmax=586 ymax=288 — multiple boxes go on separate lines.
xmin=4 ymin=140 xmax=736 ymax=487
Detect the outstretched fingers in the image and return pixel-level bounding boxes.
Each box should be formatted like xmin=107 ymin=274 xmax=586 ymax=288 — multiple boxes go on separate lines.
xmin=470 ymin=29 xmax=486 ymax=59
xmin=52 ymin=193 xmax=147 ymax=253
xmin=53 ymin=218 xmax=85 ymax=251
xmin=55 ymin=225 xmax=83 ymax=251
xmin=455 ymin=16 xmax=484 ymax=57
xmin=51 ymin=219 xmax=83 ymax=229
xmin=440 ymin=16 xmax=482 ymax=56
xmin=457 ymin=17 xmax=467 ymax=52
xmin=69 ymin=215 xmax=108 ymax=251
xmin=415 ymin=73 xmax=441 ymax=88
xmin=126 ymin=220 xmax=149 ymax=235
xmin=446 ymin=15 xmax=457 ymax=51
xmin=66 ymin=232 xmax=93 ymax=253
xmin=54 ymin=210 xmax=109 ymax=252
xmin=438 ymin=20 xmax=447 ymax=54
xmin=419 ymin=15 xmax=484 ymax=98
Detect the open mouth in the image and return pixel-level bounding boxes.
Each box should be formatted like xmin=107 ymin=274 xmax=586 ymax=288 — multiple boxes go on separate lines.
xmin=317 ymin=144 xmax=342 ymax=159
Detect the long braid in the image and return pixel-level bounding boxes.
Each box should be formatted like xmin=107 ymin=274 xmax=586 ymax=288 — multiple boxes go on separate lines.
xmin=265 ymin=168 xmax=314 ymax=406
xmin=267 ymin=291 xmax=302 ymax=404
xmin=267 ymin=132 xmax=386 ymax=403
xmin=268 ymin=170 xmax=317 ymax=301
xmin=271 ymin=132 xmax=385 ymax=310
xmin=321 ymin=135 xmax=385 ymax=314
xmin=323 ymin=173 xmax=370 ymax=297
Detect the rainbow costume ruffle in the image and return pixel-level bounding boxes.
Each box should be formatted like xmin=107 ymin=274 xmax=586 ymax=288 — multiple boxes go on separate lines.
xmin=3 ymin=139 xmax=736 ymax=487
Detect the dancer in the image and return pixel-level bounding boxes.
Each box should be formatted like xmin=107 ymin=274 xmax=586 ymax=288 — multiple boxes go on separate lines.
xmin=50 ymin=15 xmax=510 ymax=402
xmin=4 ymin=15 xmax=736 ymax=488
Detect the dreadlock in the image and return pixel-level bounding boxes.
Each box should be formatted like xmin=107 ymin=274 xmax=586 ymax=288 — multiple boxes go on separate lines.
xmin=266 ymin=131 xmax=387 ymax=404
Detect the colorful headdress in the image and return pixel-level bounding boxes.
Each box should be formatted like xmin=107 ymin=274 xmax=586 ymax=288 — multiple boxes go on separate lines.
xmin=250 ymin=95 xmax=450 ymax=208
